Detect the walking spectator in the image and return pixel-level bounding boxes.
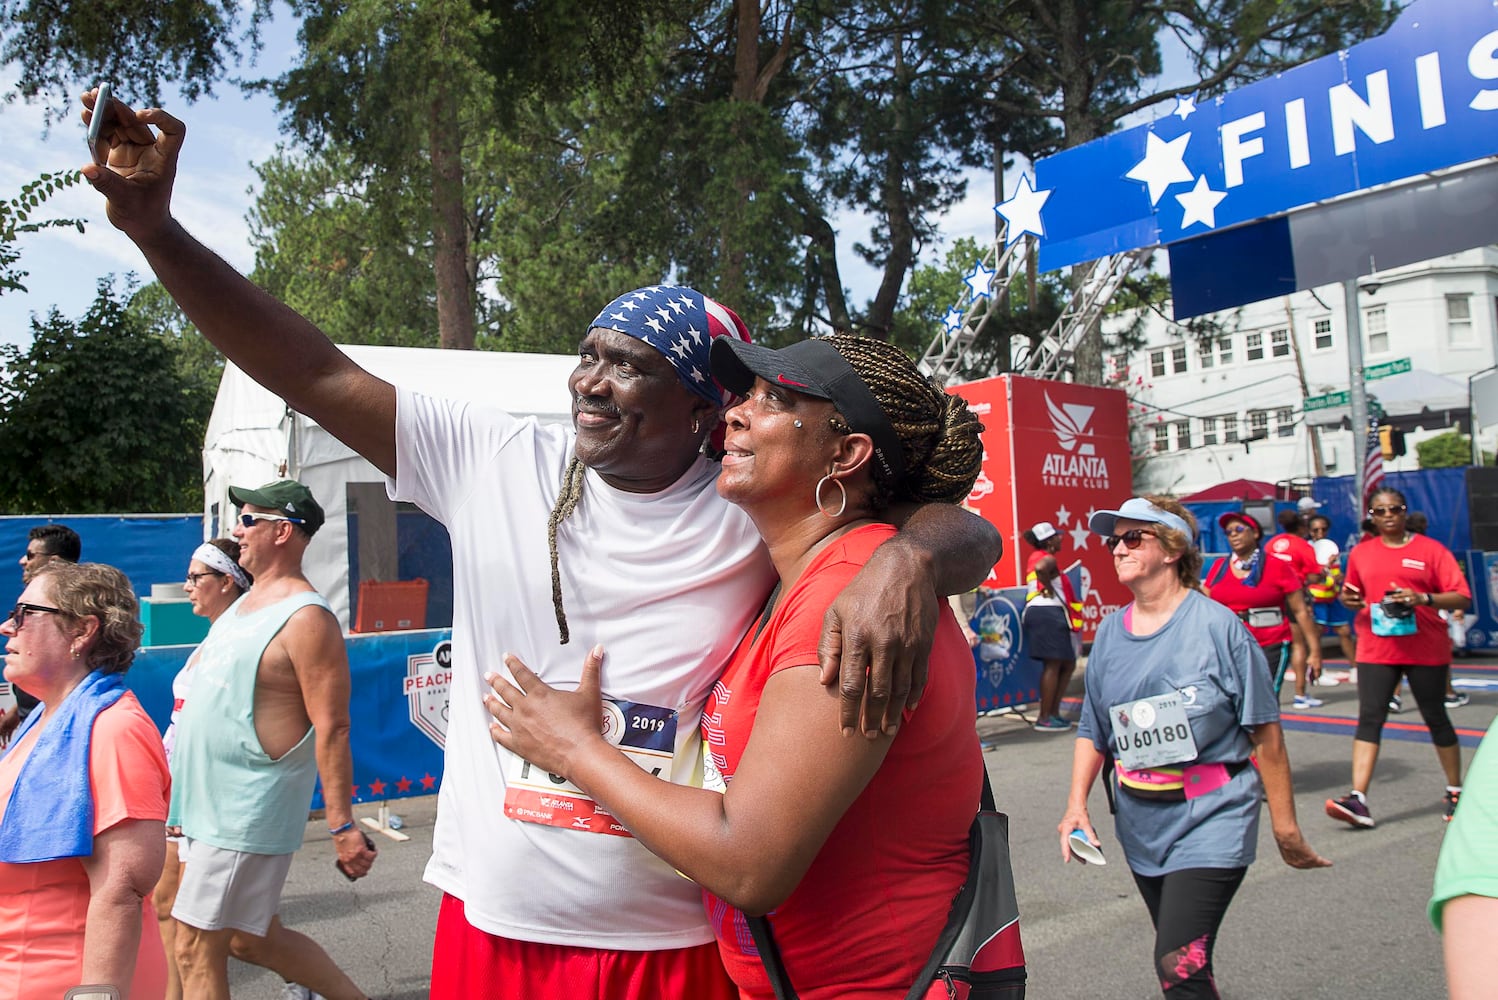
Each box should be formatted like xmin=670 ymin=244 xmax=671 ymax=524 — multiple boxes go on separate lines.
xmin=1404 ymin=512 xmax=1470 ymax=708
xmin=1265 ymin=508 xmax=1324 ymax=706
xmin=151 ymin=539 xmax=251 ymax=1000
xmin=1060 ymin=496 xmax=1328 ymax=1000
xmin=1023 ymin=521 xmax=1082 ymax=732
xmin=1327 ymin=487 xmax=1471 ymax=829
xmin=168 ymin=481 xmax=375 ymax=1000
xmin=1 ymin=524 xmax=82 ymax=747
xmin=1307 ymin=514 xmax=1357 ymax=677
xmin=1429 ymin=715 xmax=1498 ymax=999
xmin=81 ymin=90 xmax=1001 ymax=999
xmin=1204 ymin=512 xmax=1323 ymax=708
xmin=0 ymin=562 xmax=170 ymax=997
xmin=487 ymin=333 xmax=990 ymax=998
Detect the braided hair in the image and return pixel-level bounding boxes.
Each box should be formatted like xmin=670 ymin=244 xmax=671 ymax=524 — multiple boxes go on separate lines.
xmin=546 ymin=456 xmax=588 ymax=644
xmin=821 ymin=333 xmax=984 ymax=509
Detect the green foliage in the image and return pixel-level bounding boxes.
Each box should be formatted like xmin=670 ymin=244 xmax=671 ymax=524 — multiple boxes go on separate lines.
xmin=1416 ymin=430 xmax=1487 ymax=469
xmin=126 ymin=282 xmax=225 ymax=396
xmin=0 ymin=279 xmax=214 ymax=513
xmin=0 ymin=0 xmax=273 ymax=111
xmin=0 ymin=170 xmax=84 ymax=296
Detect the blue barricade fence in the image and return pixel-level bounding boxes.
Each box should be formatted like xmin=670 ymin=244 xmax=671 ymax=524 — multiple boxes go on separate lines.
xmin=131 ymin=629 xmax=452 ymax=809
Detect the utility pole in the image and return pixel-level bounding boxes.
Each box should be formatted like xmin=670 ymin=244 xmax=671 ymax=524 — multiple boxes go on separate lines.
xmin=1343 ymin=279 xmax=1371 ymax=505
xmin=1284 ymin=296 xmax=1327 ymax=477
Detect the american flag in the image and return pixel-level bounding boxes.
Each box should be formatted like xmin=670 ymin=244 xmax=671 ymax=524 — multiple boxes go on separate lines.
xmin=1363 ymin=418 xmax=1385 ymax=506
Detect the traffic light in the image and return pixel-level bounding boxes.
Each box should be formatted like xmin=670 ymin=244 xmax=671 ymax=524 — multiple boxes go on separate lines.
xmin=1379 ymin=425 xmax=1406 ymax=459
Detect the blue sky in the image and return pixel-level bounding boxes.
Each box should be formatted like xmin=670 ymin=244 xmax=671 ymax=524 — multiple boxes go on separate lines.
xmin=0 ymin=17 xmax=1051 ymax=352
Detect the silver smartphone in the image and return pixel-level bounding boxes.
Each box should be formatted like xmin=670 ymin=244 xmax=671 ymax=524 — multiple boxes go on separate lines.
xmin=86 ymin=82 xmax=112 ymax=162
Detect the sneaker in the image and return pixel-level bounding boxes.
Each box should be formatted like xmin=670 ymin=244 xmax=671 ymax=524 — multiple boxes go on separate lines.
xmin=1033 ymin=716 xmax=1071 ymax=732
xmin=1326 ymin=792 xmax=1375 ymax=829
xmin=278 ymin=985 xmax=324 ymax=1000
xmin=1445 ymin=789 xmax=1461 ymax=823
xmin=1388 ymin=693 xmax=1403 ymax=714
xmin=1444 ymin=692 xmax=1470 ymax=709
xmin=1292 ymin=694 xmax=1324 ymax=709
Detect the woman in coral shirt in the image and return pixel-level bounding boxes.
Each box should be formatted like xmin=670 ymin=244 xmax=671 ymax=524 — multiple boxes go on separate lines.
xmin=0 ymin=563 xmax=169 ymax=999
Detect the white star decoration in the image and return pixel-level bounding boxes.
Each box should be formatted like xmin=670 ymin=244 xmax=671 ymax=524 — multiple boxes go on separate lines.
xmin=1172 ymin=92 xmax=1198 ymax=121
xmin=1055 ymin=503 xmax=1072 ymax=527
xmin=1125 ymin=132 xmax=1195 ymax=206
xmin=942 ymin=306 xmax=965 ymax=334
xmin=993 ymin=173 xmax=1052 ymax=245
xmin=964 ymin=260 xmax=997 ymax=301
xmin=1068 ymin=522 xmax=1091 ymax=550
xmin=1176 ymin=175 xmax=1228 ymax=230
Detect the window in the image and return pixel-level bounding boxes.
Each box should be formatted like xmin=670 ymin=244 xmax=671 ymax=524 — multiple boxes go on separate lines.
xmin=1246 ymin=332 xmax=1264 ymax=360
xmin=1365 ymin=306 xmax=1388 ymax=354
xmin=1202 ymin=416 xmax=1218 ymax=445
xmin=1108 ymin=353 xmax=1129 ymax=381
xmin=1248 ymin=410 xmax=1268 ymax=438
xmin=1217 ymin=336 xmax=1234 ymax=365
xmin=1174 ymin=420 xmax=1192 ymax=450
xmin=1197 ymin=339 xmax=1215 ymax=369
xmin=1150 ymin=349 xmax=1166 ymax=378
xmin=1153 ymin=423 xmax=1170 ymax=453
xmin=1447 ymin=294 xmax=1474 ymax=344
xmin=1223 ymin=414 xmax=1239 ymax=443
xmin=1313 ymin=318 xmax=1333 ymax=350
xmin=1170 ymin=344 xmax=1188 ymax=373
xmin=1270 ymin=328 xmax=1290 ymax=357
xmin=1276 ymin=407 xmax=1295 ymax=438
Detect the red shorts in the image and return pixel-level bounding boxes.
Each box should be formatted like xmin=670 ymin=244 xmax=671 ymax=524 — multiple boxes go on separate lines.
xmin=430 ymin=893 xmax=739 ymax=1000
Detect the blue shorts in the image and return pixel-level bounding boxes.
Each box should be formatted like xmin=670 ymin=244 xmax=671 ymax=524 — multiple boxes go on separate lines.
xmin=1313 ymin=600 xmax=1354 ymax=627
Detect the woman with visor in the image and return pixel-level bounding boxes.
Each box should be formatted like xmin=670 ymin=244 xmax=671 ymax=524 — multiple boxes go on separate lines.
xmin=1204 ymin=511 xmax=1323 ymax=708
xmin=1059 ymin=496 xmax=1328 ymax=999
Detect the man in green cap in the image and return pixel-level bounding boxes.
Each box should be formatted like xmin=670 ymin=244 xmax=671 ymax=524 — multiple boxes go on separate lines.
xmin=166 ymin=479 xmax=376 ymax=1000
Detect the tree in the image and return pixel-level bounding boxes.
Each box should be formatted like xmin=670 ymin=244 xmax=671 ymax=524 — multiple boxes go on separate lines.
xmin=1416 ymin=430 xmax=1486 ymax=470
xmin=0 ymin=0 xmax=272 ymax=112
xmin=0 ymin=278 xmax=214 ymax=513
xmin=1 ymin=170 xmax=84 ymax=296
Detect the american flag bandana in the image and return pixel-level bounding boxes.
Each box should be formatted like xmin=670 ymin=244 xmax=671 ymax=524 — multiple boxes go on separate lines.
xmin=589 ymin=286 xmax=752 ymax=406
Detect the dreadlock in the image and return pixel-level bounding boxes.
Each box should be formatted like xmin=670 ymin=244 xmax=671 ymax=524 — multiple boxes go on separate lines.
xmin=547 ymin=456 xmax=587 ymax=644
xmin=822 ymin=333 xmax=984 ymax=507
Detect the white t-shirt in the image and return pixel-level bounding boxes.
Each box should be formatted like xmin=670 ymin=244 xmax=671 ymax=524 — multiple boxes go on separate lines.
xmin=389 ymin=388 xmax=774 ymax=949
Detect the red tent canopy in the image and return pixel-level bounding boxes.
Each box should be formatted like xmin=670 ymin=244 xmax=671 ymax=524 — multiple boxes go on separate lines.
xmin=1180 ymin=478 xmax=1280 ymax=501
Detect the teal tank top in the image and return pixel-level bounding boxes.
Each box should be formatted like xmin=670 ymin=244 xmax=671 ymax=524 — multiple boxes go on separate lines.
xmin=169 ymin=591 xmax=333 ymax=855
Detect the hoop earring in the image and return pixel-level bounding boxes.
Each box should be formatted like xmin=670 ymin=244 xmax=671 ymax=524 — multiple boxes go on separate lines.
xmin=815 ymin=474 xmax=848 ymax=518
xmin=691 ymin=416 xmax=700 ymax=435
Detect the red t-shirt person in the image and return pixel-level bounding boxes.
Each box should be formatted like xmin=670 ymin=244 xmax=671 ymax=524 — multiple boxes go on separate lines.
xmin=1205 ymin=552 xmax=1303 ymax=647
xmin=1266 ymin=532 xmax=1320 ymax=585
xmin=1344 ymin=533 xmax=1470 ymax=666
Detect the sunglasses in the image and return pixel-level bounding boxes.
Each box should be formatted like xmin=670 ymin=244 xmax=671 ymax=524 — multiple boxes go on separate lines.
xmin=1224 ymin=524 xmax=1254 ymax=535
xmin=7 ymin=602 xmax=61 ymax=629
xmin=239 ymin=512 xmax=304 ymax=529
xmin=1368 ymin=504 xmax=1407 ymax=516
xmin=1099 ymin=528 xmax=1157 ymax=550
xmin=185 ymin=571 xmax=225 ymax=586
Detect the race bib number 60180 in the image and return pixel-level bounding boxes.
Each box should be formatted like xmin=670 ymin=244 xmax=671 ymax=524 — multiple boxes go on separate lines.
xmin=1109 ymin=692 xmax=1198 ymax=771
xmin=503 ymin=699 xmax=677 ymax=837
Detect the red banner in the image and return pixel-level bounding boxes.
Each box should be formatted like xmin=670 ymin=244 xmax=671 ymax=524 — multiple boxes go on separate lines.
xmin=952 ymin=375 xmax=1134 ymax=639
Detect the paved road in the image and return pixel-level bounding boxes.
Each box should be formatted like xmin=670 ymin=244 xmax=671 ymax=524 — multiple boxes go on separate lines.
xmin=224 ymin=659 xmax=1495 ymax=999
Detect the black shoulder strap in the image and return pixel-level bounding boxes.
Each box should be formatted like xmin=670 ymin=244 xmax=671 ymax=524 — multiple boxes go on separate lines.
xmin=748 ymin=913 xmax=799 ymax=1000
xmin=753 ymin=583 xmax=782 ymax=643
xmin=1207 ymin=556 xmax=1230 ymax=588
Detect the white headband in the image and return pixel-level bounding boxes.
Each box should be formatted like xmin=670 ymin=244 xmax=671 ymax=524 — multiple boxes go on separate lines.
xmin=192 ymin=543 xmax=250 ymax=592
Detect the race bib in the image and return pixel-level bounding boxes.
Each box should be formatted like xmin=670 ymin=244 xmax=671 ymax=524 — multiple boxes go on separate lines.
xmin=503 ymin=699 xmax=678 ymax=837
xmin=1109 ymin=691 xmax=1199 ymax=771
xmin=1370 ymin=602 xmax=1418 ymax=637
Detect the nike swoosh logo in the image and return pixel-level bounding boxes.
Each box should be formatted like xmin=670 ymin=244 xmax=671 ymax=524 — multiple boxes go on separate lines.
xmin=776 ymin=374 xmax=809 ymax=387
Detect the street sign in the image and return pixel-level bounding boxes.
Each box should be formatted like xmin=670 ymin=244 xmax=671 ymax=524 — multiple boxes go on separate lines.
xmin=1365 ymin=357 xmax=1411 ymax=380
xmin=1305 ymin=390 xmax=1350 ymax=411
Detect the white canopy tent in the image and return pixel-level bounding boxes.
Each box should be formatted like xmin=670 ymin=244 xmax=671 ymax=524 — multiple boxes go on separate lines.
xmin=202 ymin=345 xmax=577 ymax=628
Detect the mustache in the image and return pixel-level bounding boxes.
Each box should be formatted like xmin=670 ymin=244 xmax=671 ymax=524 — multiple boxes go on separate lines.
xmin=573 ymin=396 xmax=620 ymax=418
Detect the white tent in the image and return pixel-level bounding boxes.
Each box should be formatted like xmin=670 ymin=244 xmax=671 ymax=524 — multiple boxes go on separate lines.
xmin=202 ymin=345 xmax=577 ymax=628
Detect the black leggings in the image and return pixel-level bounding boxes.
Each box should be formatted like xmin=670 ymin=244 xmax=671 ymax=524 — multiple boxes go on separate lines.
xmin=1131 ymin=867 xmax=1247 ymax=998
xmin=1354 ymin=662 xmax=1458 ymax=746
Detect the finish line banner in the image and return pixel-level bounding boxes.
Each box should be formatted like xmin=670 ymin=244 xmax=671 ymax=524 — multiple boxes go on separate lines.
xmin=1033 ymin=0 xmax=1498 ymax=271
xmin=131 ymin=629 xmax=452 ymax=808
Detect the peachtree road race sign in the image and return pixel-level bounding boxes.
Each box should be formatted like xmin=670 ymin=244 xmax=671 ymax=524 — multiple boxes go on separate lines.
xmin=1025 ymin=0 xmax=1498 ymax=271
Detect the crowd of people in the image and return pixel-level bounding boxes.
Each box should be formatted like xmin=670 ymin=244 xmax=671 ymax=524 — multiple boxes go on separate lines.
xmin=0 ymin=87 xmax=1490 ymax=999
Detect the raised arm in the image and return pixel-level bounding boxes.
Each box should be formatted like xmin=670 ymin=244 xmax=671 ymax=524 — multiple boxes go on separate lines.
xmin=79 ymin=91 xmax=398 ymax=476
xmin=818 ymin=502 xmax=1000 ymax=735
xmin=488 ymin=649 xmax=894 ymax=915
xmin=289 ymin=606 xmax=376 ymax=879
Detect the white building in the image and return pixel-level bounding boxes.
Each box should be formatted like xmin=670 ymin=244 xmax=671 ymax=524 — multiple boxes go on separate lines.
xmin=1109 ymin=246 xmax=1498 ymax=495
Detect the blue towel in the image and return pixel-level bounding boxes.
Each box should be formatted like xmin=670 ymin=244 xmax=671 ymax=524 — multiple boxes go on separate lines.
xmin=0 ymin=669 xmax=126 ymax=863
